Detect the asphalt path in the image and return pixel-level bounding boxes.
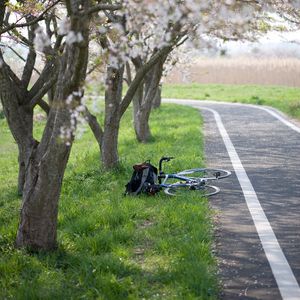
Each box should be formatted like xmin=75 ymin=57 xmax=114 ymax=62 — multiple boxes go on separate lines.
xmin=164 ymin=99 xmax=300 ymax=300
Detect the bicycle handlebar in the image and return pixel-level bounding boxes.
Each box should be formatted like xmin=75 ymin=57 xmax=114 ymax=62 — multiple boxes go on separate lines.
xmin=160 ymin=156 xmax=174 ymax=162
xmin=158 ymin=156 xmax=175 ymax=183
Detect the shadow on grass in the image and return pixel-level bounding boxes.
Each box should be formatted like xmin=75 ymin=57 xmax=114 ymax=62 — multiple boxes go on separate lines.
xmin=0 ymin=237 xmax=216 ymax=299
xmin=0 ymin=104 xmax=215 ymax=299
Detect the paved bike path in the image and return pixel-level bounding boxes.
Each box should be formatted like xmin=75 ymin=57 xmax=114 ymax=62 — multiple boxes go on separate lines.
xmin=164 ymin=99 xmax=300 ymax=300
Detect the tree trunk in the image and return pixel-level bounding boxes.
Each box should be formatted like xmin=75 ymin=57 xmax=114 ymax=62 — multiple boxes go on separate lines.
xmin=15 ymin=0 xmax=91 ymax=251
xmin=133 ymin=58 xmax=165 ymax=143
xmin=133 ymin=83 xmax=144 ymax=141
xmin=101 ymin=118 xmax=121 ymax=169
xmin=16 ymin=107 xmax=72 ymax=250
xmin=134 ymin=105 xmax=152 ymax=143
xmin=84 ymin=107 xmax=103 ymax=152
xmin=101 ymin=66 xmax=124 ymax=169
xmin=17 ymin=138 xmax=37 ymax=196
xmin=0 ymin=69 xmax=36 ymax=195
xmin=133 ymin=82 xmax=152 ymax=143
xmin=152 ymin=85 xmax=161 ymax=109
xmin=0 ymin=12 xmax=53 ymax=196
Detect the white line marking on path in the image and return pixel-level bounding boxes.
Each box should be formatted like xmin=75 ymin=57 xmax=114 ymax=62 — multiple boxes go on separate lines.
xmin=201 ymin=107 xmax=300 ymax=300
xmin=163 ymin=98 xmax=300 ymax=134
xmin=255 ymin=106 xmax=300 ymax=134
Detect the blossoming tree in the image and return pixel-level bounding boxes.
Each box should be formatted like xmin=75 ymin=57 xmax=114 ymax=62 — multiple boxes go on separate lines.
xmin=0 ymin=0 xmax=119 ymax=250
xmin=0 ymin=1 xmax=60 ymax=195
xmin=89 ymin=0 xmax=266 ymax=165
xmin=1 ymin=0 xmax=295 ymax=251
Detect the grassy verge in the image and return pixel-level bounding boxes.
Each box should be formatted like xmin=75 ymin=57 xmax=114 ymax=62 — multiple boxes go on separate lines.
xmin=162 ymin=83 xmax=300 ymax=119
xmin=0 ymin=104 xmax=218 ymax=299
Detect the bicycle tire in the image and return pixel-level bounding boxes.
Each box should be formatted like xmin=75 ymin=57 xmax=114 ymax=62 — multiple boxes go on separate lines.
xmin=177 ymin=168 xmax=231 ymax=181
xmin=164 ymin=184 xmax=220 ymax=197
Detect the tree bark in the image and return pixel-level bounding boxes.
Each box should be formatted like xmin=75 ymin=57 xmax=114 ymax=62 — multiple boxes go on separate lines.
xmin=16 ymin=107 xmax=72 ymax=250
xmin=0 ymin=64 xmax=57 ymax=194
xmin=15 ymin=0 xmax=91 ymax=251
xmin=101 ymin=66 xmax=124 ymax=169
xmin=0 ymin=66 xmax=37 ymax=195
xmin=83 ymin=106 xmax=103 ymax=148
xmin=152 ymin=85 xmax=161 ymax=109
xmin=16 ymin=135 xmax=37 ymax=196
xmin=0 ymin=7 xmax=55 ymax=195
xmin=134 ymin=105 xmax=152 ymax=143
xmin=133 ymin=57 xmax=165 ymax=143
xmin=133 ymin=82 xmax=152 ymax=143
xmin=133 ymin=83 xmax=150 ymax=142
xmin=101 ymin=119 xmax=121 ymax=169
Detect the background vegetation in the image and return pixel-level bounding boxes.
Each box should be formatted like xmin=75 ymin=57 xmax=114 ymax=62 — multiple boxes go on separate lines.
xmin=166 ymin=57 xmax=300 ymax=87
xmin=0 ymin=104 xmax=218 ymax=299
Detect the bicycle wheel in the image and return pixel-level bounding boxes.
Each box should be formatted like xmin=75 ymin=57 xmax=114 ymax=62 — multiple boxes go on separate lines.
xmin=164 ymin=184 xmax=220 ymax=197
xmin=177 ymin=168 xmax=231 ymax=181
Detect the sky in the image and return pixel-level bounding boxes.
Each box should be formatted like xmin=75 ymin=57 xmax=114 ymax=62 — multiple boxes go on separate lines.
xmin=220 ymin=30 xmax=300 ymax=58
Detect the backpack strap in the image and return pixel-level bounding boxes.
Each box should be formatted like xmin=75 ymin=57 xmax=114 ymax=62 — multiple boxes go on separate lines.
xmin=132 ymin=167 xmax=150 ymax=195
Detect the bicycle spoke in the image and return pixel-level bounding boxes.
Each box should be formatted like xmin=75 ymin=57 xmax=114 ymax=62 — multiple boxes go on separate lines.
xmin=164 ymin=184 xmax=220 ymax=197
xmin=177 ymin=168 xmax=231 ymax=181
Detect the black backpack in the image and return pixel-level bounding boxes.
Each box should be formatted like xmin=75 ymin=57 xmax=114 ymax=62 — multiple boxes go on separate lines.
xmin=124 ymin=161 xmax=160 ymax=195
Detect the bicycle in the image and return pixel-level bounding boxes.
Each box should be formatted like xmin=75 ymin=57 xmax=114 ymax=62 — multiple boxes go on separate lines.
xmin=156 ymin=156 xmax=231 ymax=197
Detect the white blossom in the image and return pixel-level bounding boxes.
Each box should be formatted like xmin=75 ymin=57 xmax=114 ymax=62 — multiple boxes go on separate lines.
xmin=290 ymin=0 xmax=300 ymax=9
xmin=66 ymin=94 xmax=73 ymax=105
xmin=34 ymin=27 xmax=51 ymax=52
xmin=58 ymin=17 xmax=71 ymax=35
xmin=66 ymin=31 xmax=83 ymax=45
xmin=108 ymin=55 xmax=120 ymax=69
xmin=93 ymin=0 xmax=288 ymax=93
xmin=98 ymin=26 xmax=107 ymax=34
xmin=60 ymin=92 xmax=87 ymax=145
xmin=225 ymin=0 xmax=235 ymax=5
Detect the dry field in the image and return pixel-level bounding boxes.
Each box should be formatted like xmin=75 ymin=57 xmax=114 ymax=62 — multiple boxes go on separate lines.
xmin=165 ymin=57 xmax=300 ymax=87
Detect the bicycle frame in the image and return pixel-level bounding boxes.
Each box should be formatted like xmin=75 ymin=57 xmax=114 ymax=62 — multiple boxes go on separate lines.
xmin=159 ymin=172 xmax=206 ymax=188
xmin=157 ymin=156 xmax=229 ymax=196
xmin=158 ymin=156 xmax=206 ymax=188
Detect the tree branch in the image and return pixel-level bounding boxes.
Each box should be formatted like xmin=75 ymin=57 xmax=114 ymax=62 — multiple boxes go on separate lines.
xmin=27 ymin=59 xmax=57 ymax=104
xmin=125 ymin=61 xmax=132 ymax=85
xmin=119 ymin=45 xmax=173 ymax=117
xmin=37 ymin=99 xmax=50 ymax=115
xmin=21 ymin=19 xmax=38 ymax=88
xmin=84 ymin=4 xmax=122 ymax=16
xmin=0 ymin=1 xmax=5 ymax=27
xmin=29 ymin=71 xmax=58 ymax=109
xmin=7 ymin=27 xmax=34 ymax=48
xmin=0 ymin=51 xmax=22 ymax=87
xmin=0 ymin=0 xmax=61 ymax=35
xmin=0 ymin=42 xmax=41 ymax=75
xmin=175 ymin=35 xmax=189 ymax=48
xmin=83 ymin=106 xmax=103 ymax=146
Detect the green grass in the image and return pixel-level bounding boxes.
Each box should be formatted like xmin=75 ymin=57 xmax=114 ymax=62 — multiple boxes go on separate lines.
xmin=162 ymin=83 xmax=300 ymax=119
xmin=0 ymin=104 xmax=218 ymax=299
